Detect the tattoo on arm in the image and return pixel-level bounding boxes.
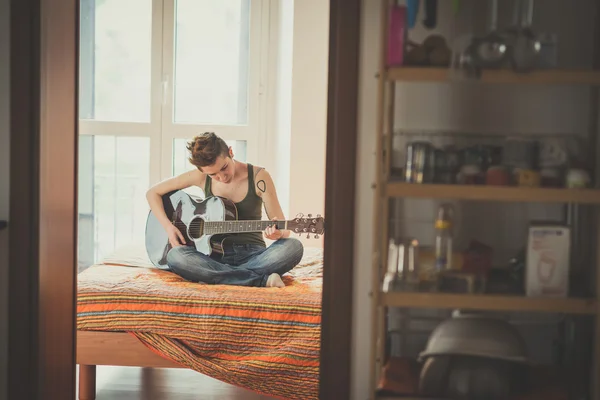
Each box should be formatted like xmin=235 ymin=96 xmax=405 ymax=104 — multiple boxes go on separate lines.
xmin=257 ymin=180 xmax=266 ymax=193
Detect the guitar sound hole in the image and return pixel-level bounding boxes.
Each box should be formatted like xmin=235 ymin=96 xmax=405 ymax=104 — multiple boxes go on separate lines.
xmin=188 ymin=217 xmax=205 ymax=240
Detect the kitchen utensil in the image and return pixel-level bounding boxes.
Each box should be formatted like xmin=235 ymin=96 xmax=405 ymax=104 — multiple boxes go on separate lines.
xmin=423 ymin=0 xmax=437 ymax=29
xmin=420 ymin=356 xmax=527 ymax=399
xmin=418 ymin=356 xmax=452 ymax=396
xmin=510 ymin=0 xmax=541 ymax=72
xmin=445 ymin=356 xmax=517 ymax=400
xmin=406 ymin=0 xmax=420 ymax=29
xmin=538 ymin=32 xmax=558 ymax=69
xmin=448 ymin=33 xmax=481 ymax=80
xmin=419 ymin=314 xmax=528 ymax=363
xmin=468 ymin=0 xmax=508 ymax=69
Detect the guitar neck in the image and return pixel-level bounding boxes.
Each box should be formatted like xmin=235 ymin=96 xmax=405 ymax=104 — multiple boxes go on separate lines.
xmin=204 ymin=220 xmax=289 ymax=235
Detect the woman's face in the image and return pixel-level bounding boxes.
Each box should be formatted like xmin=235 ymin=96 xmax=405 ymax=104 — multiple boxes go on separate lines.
xmin=201 ymin=148 xmax=235 ymax=183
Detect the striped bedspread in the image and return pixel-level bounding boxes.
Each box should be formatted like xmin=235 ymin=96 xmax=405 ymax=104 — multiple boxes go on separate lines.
xmin=77 ymin=244 xmax=323 ymax=400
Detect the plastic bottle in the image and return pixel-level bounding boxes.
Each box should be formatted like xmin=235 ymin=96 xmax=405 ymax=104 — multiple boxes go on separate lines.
xmin=434 ymin=203 xmax=454 ymax=271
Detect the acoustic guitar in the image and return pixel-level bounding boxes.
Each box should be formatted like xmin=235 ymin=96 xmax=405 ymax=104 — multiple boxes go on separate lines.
xmin=145 ymin=189 xmax=325 ymax=268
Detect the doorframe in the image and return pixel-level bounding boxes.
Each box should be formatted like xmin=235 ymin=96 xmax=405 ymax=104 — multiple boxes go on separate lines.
xmin=320 ymin=0 xmax=361 ymax=398
xmin=8 ymin=0 xmax=361 ymax=398
xmin=9 ymin=0 xmax=79 ymax=399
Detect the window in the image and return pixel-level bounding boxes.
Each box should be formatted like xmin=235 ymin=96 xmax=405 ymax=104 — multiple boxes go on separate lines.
xmin=78 ymin=0 xmax=268 ymax=269
xmin=79 ymin=0 xmax=152 ymax=122
xmin=173 ymin=0 xmax=250 ymax=125
xmin=78 ymin=136 xmax=151 ymax=271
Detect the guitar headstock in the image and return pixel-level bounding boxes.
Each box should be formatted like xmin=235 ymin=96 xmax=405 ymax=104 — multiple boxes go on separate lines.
xmin=288 ymin=213 xmax=325 ymax=239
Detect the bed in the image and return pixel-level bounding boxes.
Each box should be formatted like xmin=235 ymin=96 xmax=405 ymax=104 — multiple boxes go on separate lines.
xmin=76 ymin=243 xmax=324 ymax=400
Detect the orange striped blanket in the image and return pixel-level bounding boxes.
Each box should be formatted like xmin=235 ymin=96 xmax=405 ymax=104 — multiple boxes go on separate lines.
xmin=77 ymin=244 xmax=323 ymax=400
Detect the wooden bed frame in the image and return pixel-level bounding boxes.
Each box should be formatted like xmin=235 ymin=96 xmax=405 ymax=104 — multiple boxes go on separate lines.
xmin=77 ymin=330 xmax=184 ymax=400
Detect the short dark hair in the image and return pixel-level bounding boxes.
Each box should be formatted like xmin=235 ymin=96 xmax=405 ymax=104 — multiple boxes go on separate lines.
xmin=186 ymin=132 xmax=229 ymax=168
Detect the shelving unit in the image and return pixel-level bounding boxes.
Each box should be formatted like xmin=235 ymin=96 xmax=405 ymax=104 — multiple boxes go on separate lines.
xmin=370 ymin=1 xmax=600 ymax=399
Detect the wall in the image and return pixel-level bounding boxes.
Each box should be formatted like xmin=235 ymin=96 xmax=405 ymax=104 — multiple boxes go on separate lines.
xmin=0 ymin=0 xmax=9 ymax=396
xmin=267 ymin=0 xmax=329 ymax=242
xmin=287 ymin=0 xmax=329 ymax=227
xmin=269 ymin=0 xmax=294 ymax=217
xmin=352 ymin=0 xmax=597 ymax=399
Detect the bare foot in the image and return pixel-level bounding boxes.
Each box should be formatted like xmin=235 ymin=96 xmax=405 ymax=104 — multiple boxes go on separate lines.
xmin=266 ymin=273 xmax=285 ymax=288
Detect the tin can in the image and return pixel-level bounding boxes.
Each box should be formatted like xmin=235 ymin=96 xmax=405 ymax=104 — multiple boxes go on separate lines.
xmin=405 ymin=141 xmax=435 ymax=183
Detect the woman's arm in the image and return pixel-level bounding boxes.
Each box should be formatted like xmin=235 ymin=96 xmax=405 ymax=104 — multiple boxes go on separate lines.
xmin=146 ymin=169 xmax=205 ymax=230
xmin=255 ymin=168 xmax=291 ymax=239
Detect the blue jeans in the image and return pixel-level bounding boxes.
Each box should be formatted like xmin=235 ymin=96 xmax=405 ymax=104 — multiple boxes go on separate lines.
xmin=166 ymin=238 xmax=304 ymax=287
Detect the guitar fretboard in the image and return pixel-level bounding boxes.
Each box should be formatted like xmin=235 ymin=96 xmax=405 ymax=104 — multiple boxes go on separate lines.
xmin=204 ymin=220 xmax=288 ymax=235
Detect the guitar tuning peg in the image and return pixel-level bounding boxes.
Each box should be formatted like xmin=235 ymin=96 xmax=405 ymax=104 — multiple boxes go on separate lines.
xmin=306 ymin=233 xmax=310 ymax=239
xmin=308 ymin=213 xmax=312 ymax=218
xmin=314 ymin=234 xmax=319 ymax=239
xmin=317 ymin=214 xmax=321 ymax=218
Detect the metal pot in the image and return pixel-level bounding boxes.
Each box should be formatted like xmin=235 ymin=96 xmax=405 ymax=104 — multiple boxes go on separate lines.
xmin=419 ymin=314 xmax=528 ymax=363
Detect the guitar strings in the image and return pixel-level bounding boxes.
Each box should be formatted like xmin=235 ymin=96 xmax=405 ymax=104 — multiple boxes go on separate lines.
xmin=169 ymin=219 xmax=321 ymax=236
xmin=170 ymin=220 xmax=285 ymax=234
xmin=170 ymin=221 xmax=285 ymax=227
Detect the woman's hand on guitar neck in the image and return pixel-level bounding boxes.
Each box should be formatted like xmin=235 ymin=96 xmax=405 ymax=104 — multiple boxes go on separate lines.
xmin=167 ymin=224 xmax=186 ymax=248
xmin=264 ymin=218 xmax=287 ymax=240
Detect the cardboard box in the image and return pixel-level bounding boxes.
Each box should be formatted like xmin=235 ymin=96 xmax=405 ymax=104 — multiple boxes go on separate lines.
xmin=525 ymin=223 xmax=571 ymax=297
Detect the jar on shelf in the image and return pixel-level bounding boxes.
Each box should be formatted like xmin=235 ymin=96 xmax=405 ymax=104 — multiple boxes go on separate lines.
xmin=382 ymin=237 xmax=420 ymax=292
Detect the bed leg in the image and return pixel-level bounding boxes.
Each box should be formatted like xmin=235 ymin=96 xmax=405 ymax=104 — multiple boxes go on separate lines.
xmin=78 ymin=364 xmax=96 ymax=400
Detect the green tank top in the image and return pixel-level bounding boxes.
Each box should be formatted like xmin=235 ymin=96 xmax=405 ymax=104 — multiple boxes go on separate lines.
xmin=204 ymin=163 xmax=266 ymax=248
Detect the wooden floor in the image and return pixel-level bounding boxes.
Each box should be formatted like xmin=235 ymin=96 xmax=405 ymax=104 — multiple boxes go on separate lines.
xmin=76 ymin=366 xmax=276 ymax=400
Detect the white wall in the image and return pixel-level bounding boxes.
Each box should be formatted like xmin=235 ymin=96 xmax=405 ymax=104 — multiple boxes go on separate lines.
xmin=267 ymin=0 xmax=329 ymax=244
xmin=269 ymin=0 xmax=294 ymax=217
xmin=0 ymin=0 xmax=9 ymax=397
xmin=287 ymin=0 xmax=329 ymax=227
xmin=352 ymin=1 xmax=596 ymax=399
